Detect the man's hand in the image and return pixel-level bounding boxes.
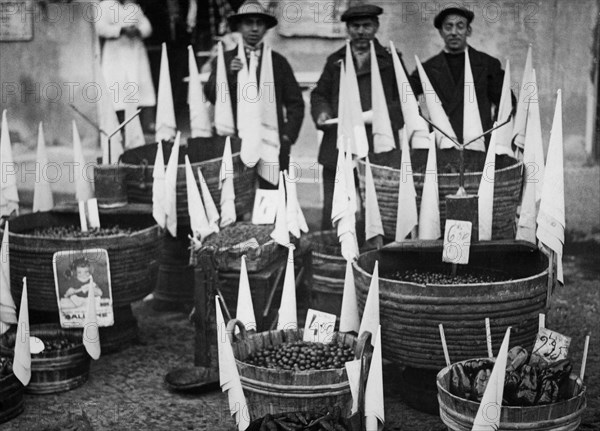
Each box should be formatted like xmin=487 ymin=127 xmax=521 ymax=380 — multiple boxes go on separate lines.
xmin=229 ymin=57 xmax=244 ymax=73
xmin=316 ymin=112 xmax=332 ymax=126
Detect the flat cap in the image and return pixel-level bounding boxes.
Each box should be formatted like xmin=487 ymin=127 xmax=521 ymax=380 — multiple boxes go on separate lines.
xmin=341 ymin=4 xmax=383 ymax=22
xmin=434 ymin=7 xmax=474 ymax=29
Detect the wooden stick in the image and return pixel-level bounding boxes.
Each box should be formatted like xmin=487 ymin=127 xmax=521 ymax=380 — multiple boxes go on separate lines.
xmin=546 ymin=250 xmax=555 ymax=307
xmin=580 ymin=335 xmax=590 ymax=381
xmin=538 ymin=313 xmax=545 ymax=330
xmin=485 ymin=318 xmax=493 ymax=358
xmin=107 ymin=109 xmax=142 ymax=164
xmin=439 ymin=323 xmax=451 ymax=367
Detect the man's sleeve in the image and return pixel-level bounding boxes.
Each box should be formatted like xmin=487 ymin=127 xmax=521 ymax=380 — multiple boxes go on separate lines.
xmin=280 ymin=58 xmax=305 ymax=144
xmin=203 ymin=57 xmax=218 ymax=105
xmin=408 ymin=66 xmax=424 ymax=97
xmin=310 ymin=59 xmax=335 ymax=123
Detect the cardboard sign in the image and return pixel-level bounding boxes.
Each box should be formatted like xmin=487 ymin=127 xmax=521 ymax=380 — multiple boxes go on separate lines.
xmin=53 ymin=248 xmax=114 ymax=328
xmin=530 ymin=327 xmax=571 ymax=367
xmin=303 ymin=309 xmax=337 ymax=344
xmin=251 ymin=189 xmax=278 ymax=225
xmin=29 ymin=336 xmax=45 ymax=354
xmin=442 ymin=220 xmax=472 ymax=265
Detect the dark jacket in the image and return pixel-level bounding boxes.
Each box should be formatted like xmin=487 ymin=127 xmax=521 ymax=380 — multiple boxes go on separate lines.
xmin=204 ymin=45 xmax=304 ymax=171
xmin=310 ymin=39 xmax=406 ymax=170
xmin=409 ymin=46 xmax=506 ymax=145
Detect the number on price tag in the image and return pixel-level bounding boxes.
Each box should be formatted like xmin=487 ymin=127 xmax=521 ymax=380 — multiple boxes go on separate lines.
xmin=530 ymin=327 xmax=571 ymax=367
xmin=303 ymin=309 xmax=337 ymax=344
xmin=442 ymin=220 xmax=472 ymax=265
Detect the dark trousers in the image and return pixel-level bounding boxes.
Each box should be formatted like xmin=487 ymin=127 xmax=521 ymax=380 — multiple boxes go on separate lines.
xmin=321 ymin=165 xmax=337 ymax=231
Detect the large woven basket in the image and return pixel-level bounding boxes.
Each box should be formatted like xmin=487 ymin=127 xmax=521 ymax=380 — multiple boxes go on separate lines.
xmin=356 ymin=154 xmax=523 ymax=240
xmin=2 ymin=211 xmax=160 ymax=312
xmin=0 ymin=370 xmax=24 ymax=423
xmin=437 ymin=358 xmax=587 ymax=430
xmin=120 ymin=138 xmax=256 ymax=225
xmin=228 ymin=321 xmax=356 ymax=421
xmin=353 ymin=241 xmax=549 ymax=369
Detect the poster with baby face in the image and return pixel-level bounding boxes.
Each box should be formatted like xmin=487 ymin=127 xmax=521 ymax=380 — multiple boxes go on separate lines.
xmin=52 ymin=248 xmax=114 ymax=328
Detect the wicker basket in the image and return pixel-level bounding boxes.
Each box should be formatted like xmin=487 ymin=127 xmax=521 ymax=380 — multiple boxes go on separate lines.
xmin=356 ymin=155 xmax=523 ymax=240
xmin=0 ymin=371 xmax=24 ymax=423
xmin=437 ymin=358 xmax=587 ymax=430
xmin=2 ymin=211 xmax=160 ymax=312
xmin=228 ymin=321 xmax=356 ymax=421
xmin=353 ymin=241 xmax=549 ymax=369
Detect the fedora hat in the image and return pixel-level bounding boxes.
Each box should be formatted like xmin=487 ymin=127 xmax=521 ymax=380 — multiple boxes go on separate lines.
xmin=227 ymin=0 xmax=278 ymax=30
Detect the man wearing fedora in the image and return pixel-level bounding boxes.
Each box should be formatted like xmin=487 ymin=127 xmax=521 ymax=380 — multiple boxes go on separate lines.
xmin=310 ymin=4 xmax=406 ymax=230
xmin=204 ymin=0 xmax=304 ymax=189
xmin=410 ymin=6 xmax=508 ymax=147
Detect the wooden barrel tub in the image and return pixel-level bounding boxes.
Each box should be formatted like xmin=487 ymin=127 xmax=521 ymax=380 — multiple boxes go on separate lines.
xmin=353 ymin=241 xmax=549 ymax=370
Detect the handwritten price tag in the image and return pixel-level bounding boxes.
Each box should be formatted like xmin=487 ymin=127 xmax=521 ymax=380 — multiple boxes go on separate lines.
xmin=530 ymin=327 xmax=571 ymax=367
xmin=442 ymin=220 xmax=472 ymax=265
xmin=251 ymin=189 xmax=278 ymax=225
xmin=303 ymin=309 xmax=337 ymax=344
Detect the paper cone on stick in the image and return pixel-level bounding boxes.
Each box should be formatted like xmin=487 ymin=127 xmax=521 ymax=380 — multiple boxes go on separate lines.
xmin=395 ymin=127 xmax=418 ymax=241
xmin=414 ymin=57 xmax=457 ymax=149
xmin=464 ymin=50 xmax=485 ymax=152
xmin=359 ymin=261 xmax=380 ymax=346
xmin=156 ymin=43 xmax=177 ymax=142
xmin=215 ymin=42 xmax=236 ymax=137
xmin=285 ymin=167 xmax=308 ymax=237
xmin=124 ymin=99 xmax=146 ymax=150
xmin=239 ymin=51 xmax=262 ymax=167
xmin=152 ymin=142 xmax=167 ymax=228
xmin=277 ymin=246 xmax=297 ymax=330
xmin=472 ymin=327 xmax=511 ymax=431
xmin=342 ymin=42 xmax=369 ymax=157
xmin=185 ymin=155 xmax=212 ymax=242
xmin=512 ymin=45 xmax=533 ymax=151
xmin=478 ymin=126 xmax=497 ymax=240
xmin=537 ymin=90 xmax=565 ymax=284
xmin=0 ymin=222 xmax=17 ymax=334
xmin=339 ymin=260 xmax=360 ymax=333
xmin=13 ymin=278 xmax=31 ymax=386
xmin=236 ymin=256 xmax=257 ymax=331
xmin=371 ymin=41 xmax=395 ymax=153
xmin=390 ymin=42 xmax=429 ymax=149
xmin=365 ymin=326 xmax=385 ymax=430
xmin=418 ymin=135 xmax=441 ymax=239
xmin=495 ymin=59 xmax=515 ymax=156
xmin=364 ymin=157 xmax=384 ymax=241
xmin=219 ymin=137 xmax=237 ymax=227
xmin=270 ymin=172 xmax=290 ymax=247
xmin=33 ymin=122 xmax=54 ymax=212
xmin=339 ymin=150 xmax=359 ymax=260
xmin=331 ymin=149 xmax=348 ymax=226
xmin=164 ymin=132 xmax=181 ymax=237
xmin=95 ymin=55 xmax=123 ymax=164
xmin=188 ymin=45 xmax=213 ymax=138
xmin=197 ymin=167 xmax=220 ymax=234
xmin=215 ymin=296 xmax=251 ymax=431
xmin=0 ymin=110 xmax=19 ymax=218
xmin=83 ymin=278 xmax=101 ymax=360
xmin=72 ymin=121 xmax=94 ymax=202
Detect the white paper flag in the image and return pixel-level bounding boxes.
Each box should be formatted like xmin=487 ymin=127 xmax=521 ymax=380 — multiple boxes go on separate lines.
xmin=13 ymin=278 xmax=31 ymax=386
xmin=32 ymin=122 xmax=54 ymax=212
xmin=0 ymin=222 xmax=17 ymax=333
xmin=395 ymin=127 xmax=418 ymax=241
xmin=239 ymin=50 xmax=262 ymax=167
xmin=152 ymin=142 xmax=167 ymax=228
xmin=258 ymin=45 xmax=281 ymax=185
xmin=185 ymin=156 xmax=212 ymax=242
xmin=197 ymin=167 xmax=220 ymax=234
xmin=236 ymin=256 xmax=257 ymax=331
xmin=155 ymin=43 xmax=177 ymax=142
xmin=342 ymin=41 xmax=369 ymax=157
xmin=365 ymin=326 xmax=384 ymax=430
xmin=0 ymin=110 xmax=19 ymax=218
xmin=463 ymin=50 xmax=485 ymax=152
xmin=358 ymin=261 xmax=379 ymax=346
xmin=164 ymin=132 xmax=181 ymax=237
xmin=370 ymin=41 xmax=395 ymax=153
xmin=339 ymin=260 xmax=360 ymax=333
xmin=219 ymin=137 xmax=237 ymax=227
xmin=478 ymin=125 xmax=497 ymax=240
xmin=215 ymin=42 xmax=236 ymax=137
xmin=364 ymin=157 xmax=384 ymax=240
xmin=188 ymin=45 xmax=213 ymax=138
xmin=270 ymin=172 xmax=290 ymax=247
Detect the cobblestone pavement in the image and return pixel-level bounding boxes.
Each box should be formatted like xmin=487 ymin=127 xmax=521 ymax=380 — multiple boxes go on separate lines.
xmin=3 ymin=245 xmax=599 ymax=431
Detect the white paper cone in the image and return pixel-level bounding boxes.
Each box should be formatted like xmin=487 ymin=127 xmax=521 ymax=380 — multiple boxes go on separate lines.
xmin=197 ymin=167 xmax=220 ymax=234
xmin=364 ymin=326 xmax=384 ymax=430
xmin=512 ymin=46 xmax=533 ymax=151
xmin=215 ymin=42 xmax=236 ymax=136
xmin=395 ymin=127 xmax=418 ymax=240
xmin=83 ymin=277 xmax=101 ymax=360
xmin=464 ymin=50 xmax=485 ymax=152
xmin=0 ymin=110 xmax=19 ymax=218
xmin=277 ymin=246 xmax=297 ymax=330
xmin=285 ymin=171 xmax=300 ymax=238
xmin=185 ymin=156 xmax=212 ymax=242
xmin=271 ymin=172 xmax=290 ymax=247
xmin=414 ymin=56 xmax=457 ymax=149
xmin=371 ymin=41 xmax=395 ymax=153
xmin=331 ymin=149 xmax=348 ymax=225
xmin=358 ymin=261 xmax=380 ymax=345
xmin=239 ymin=51 xmax=262 ymax=167
xmin=164 ymin=132 xmax=181 ymax=237
xmin=494 ymin=59 xmax=515 ymax=156
xmin=152 ymin=141 xmax=167 ymax=228
xmin=364 ymin=157 xmax=384 ymax=240
xmin=537 ymin=90 xmax=565 ymax=283
xmin=478 ymin=126 xmax=497 ymax=240
xmin=236 ymin=256 xmax=257 ymax=331
xmin=258 ymin=45 xmax=281 ymax=184
xmin=72 ymin=121 xmax=94 ymax=202
xmin=341 ymin=42 xmax=368 ymax=157
xmin=13 ymin=278 xmax=31 ymax=386
xmin=156 ymin=43 xmax=177 ymax=142
xmin=219 ymin=138 xmax=236 ymax=227
xmin=188 ymin=45 xmax=213 ymax=138
xmin=0 ymin=222 xmax=17 ymax=330
xmin=418 ymin=135 xmax=441 ymax=239
xmin=32 ymin=122 xmax=54 ymax=212
xmin=345 ymin=359 xmax=362 ymax=414
xmin=339 ymin=260 xmax=360 ymax=333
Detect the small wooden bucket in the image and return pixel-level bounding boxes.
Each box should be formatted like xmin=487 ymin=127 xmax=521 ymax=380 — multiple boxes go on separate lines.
xmin=93 ymin=164 xmax=128 ymax=208
xmin=0 ymin=371 xmax=24 ymax=423
xmin=228 ymin=320 xmax=356 ymax=421
xmin=437 ymin=358 xmax=587 ymax=431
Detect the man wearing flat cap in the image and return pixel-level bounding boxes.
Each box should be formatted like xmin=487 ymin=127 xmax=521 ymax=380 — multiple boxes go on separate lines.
xmin=204 ymin=0 xmax=304 ymax=188
xmin=311 ymin=4 xmax=406 ymax=230
xmin=410 ymin=6 xmax=509 ymax=147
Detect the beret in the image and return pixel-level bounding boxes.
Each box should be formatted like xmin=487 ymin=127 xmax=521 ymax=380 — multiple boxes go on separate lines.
xmin=341 ymin=4 xmax=383 ymax=22
xmin=433 ymin=7 xmax=474 ymax=29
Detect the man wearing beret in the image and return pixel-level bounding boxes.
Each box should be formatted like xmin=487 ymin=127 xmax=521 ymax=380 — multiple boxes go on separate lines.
xmin=410 ymin=7 xmax=509 ymax=147
xmin=311 ymin=4 xmax=406 ymax=230
xmin=204 ymin=0 xmax=304 ymax=188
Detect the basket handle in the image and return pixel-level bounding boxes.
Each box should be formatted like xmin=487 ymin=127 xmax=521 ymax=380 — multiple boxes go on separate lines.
xmin=226 ymin=318 xmax=247 ymax=342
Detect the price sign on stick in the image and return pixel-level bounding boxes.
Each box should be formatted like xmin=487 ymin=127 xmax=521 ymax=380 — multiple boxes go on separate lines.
xmin=442 ymin=220 xmax=472 ymax=264
xmin=530 ymin=327 xmax=571 ymax=367
xmin=303 ymin=309 xmax=337 ymax=344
